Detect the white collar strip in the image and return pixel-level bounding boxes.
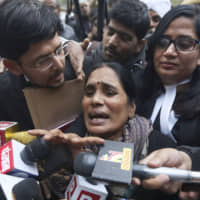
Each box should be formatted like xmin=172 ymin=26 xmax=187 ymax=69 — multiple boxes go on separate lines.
xmin=150 ymin=79 xmax=190 ymax=142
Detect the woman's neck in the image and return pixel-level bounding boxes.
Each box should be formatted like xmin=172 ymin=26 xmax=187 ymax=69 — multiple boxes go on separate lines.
xmin=90 ymin=129 xmax=123 ymax=141
xmin=105 ymin=130 xmax=123 ymax=141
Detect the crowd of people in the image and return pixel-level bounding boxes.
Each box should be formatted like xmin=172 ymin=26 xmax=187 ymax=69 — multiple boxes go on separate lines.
xmin=1 ymin=0 xmax=200 ymax=199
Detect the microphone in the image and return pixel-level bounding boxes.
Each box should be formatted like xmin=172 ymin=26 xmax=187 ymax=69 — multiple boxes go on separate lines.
xmin=65 ymin=174 xmax=108 ymax=200
xmin=0 ymin=173 xmax=42 ymax=200
xmin=0 ymin=121 xmax=36 ymax=146
xmin=74 ymin=151 xmax=97 ymax=177
xmin=0 ymin=185 xmax=7 ymax=200
xmin=74 ymin=152 xmax=200 ymax=183
xmin=20 ymin=137 xmax=73 ymax=174
xmin=6 ymin=131 xmax=36 ymax=145
xmin=0 ymin=140 xmax=38 ymax=177
xmin=0 ymin=173 xmax=24 ymax=200
xmin=20 ymin=137 xmax=51 ymax=165
xmin=12 ymin=178 xmax=43 ymax=200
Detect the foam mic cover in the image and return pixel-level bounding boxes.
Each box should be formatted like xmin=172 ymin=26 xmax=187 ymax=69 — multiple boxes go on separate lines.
xmin=42 ymin=144 xmax=73 ymax=173
xmin=73 ymin=152 xmax=96 ymax=177
xmin=20 ymin=137 xmax=73 ymax=174
xmin=0 ymin=186 xmax=7 ymax=200
xmin=12 ymin=178 xmax=43 ymax=200
xmin=20 ymin=137 xmax=51 ymax=165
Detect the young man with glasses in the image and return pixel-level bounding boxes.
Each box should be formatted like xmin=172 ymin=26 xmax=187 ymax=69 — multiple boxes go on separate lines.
xmin=0 ymin=0 xmax=84 ymax=130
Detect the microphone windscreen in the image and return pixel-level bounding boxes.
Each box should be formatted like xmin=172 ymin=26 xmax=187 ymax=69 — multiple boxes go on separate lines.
xmin=20 ymin=137 xmax=51 ymax=165
xmin=42 ymin=144 xmax=73 ymax=174
xmin=12 ymin=178 xmax=42 ymax=200
xmin=0 ymin=186 xmax=7 ymax=200
xmin=73 ymin=152 xmax=96 ymax=177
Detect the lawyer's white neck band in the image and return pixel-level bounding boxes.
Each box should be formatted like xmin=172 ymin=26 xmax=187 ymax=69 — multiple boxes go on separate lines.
xmin=150 ymin=79 xmax=190 ymax=142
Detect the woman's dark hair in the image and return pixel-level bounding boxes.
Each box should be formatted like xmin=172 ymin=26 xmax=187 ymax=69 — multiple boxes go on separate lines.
xmin=142 ymin=5 xmax=200 ymax=95
xmin=140 ymin=5 xmax=200 ymax=118
xmin=85 ymin=62 xmax=136 ymax=103
xmin=0 ymin=0 xmax=63 ymax=60
xmin=148 ymin=5 xmax=200 ymax=62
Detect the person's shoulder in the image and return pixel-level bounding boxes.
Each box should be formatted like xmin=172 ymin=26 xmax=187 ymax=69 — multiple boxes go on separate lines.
xmin=62 ymin=21 xmax=74 ymax=31
xmin=61 ymin=20 xmax=78 ymax=41
xmin=0 ymin=71 xmax=25 ymax=92
xmin=0 ymin=71 xmax=13 ymax=88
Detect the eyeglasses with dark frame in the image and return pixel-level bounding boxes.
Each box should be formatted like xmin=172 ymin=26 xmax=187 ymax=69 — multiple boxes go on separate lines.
xmin=34 ymin=42 xmax=69 ymax=72
xmin=156 ymin=36 xmax=200 ymax=52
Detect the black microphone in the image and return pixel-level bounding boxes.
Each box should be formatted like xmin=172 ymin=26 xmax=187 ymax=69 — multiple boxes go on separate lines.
xmin=0 ymin=186 xmax=7 ymax=200
xmin=12 ymin=178 xmax=43 ymax=200
xmin=74 ymin=152 xmax=200 ymax=183
xmin=74 ymin=151 xmax=97 ymax=177
xmin=20 ymin=137 xmax=73 ymax=174
xmin=20 ymin=137 xmax=51 ymax=165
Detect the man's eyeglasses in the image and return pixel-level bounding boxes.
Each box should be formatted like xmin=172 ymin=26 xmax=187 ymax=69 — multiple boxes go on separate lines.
xmin=156 ymin=36 xmax=200 ymax=52
xmin=35 ymin=42 xmax=68 ymax=71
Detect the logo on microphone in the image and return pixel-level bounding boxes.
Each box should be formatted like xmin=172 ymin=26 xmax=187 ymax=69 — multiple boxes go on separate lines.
xmin=99 ymin=148 xmax=132 ymax=171
xmin=65 ymin=175 xmax=107 ymax=200
xmin=99 ymin=150 xmax=122 ymax=163
xmin=66 ymin=175 xmax=77 ymax=199
xmin=121 ymin=148 xmax=131 ymax=170
xmin=92 ymin=140 xmax=133 ymax=184
xmin=77 ymin=190 xmax=101 ymax=200
xmin=0 ymin=142 xmax=13 ymax=173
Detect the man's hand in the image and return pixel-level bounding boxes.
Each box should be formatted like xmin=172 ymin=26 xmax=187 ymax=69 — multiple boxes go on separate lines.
xmin=132 ymin=148 xmax=192 ymax=194
xmin=81 ymin=38 xmax=90 ymax=51
xmin=67 ymin=41 xmax=85 ymax=80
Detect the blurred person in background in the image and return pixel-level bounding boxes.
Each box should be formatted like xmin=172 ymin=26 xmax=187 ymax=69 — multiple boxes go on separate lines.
xmin=68 ymin=0 xmax=91 ymax=41
xmin=0 ymin=57 xmax=5 ymax=73
xmin=181 ymin=0 xmax=200 ymax=5
xmin=86 ymin=8 xmax=107 ymax=55
xmin=41 ymin=0 xmax=78 ymax=40
xmin=141 ymin=0 xmax=171 ymax=37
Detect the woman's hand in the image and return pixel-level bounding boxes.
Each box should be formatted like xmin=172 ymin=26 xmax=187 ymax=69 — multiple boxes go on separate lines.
xmin=132 ymin=148 xmax=192 ymax=195
xmin=28 ymin=129 xmax=104 ymax=157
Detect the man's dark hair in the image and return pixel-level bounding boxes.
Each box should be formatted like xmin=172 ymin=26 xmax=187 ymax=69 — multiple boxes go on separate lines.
xmin=108 ymin=0 xmax=150 ymax=40
xmin=0 ymin=0 xmax=63 ymax=60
